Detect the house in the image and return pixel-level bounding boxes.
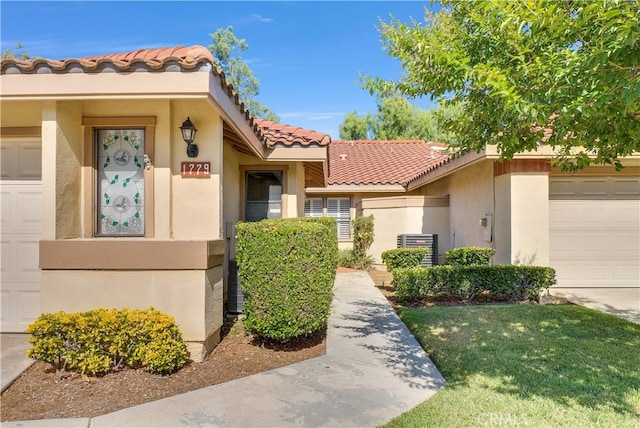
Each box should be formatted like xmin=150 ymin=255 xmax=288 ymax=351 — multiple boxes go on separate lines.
xmin=2 ymin=44 xmax=638 ymax=358
xmin=314 ymin=140 xmax=640 ymax=296
xmin=0 ymin=46 xmax=331 ymax=360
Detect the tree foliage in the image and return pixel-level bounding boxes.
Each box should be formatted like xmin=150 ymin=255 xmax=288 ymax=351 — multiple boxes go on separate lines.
xmin=364 ymin=0 xmax=640 ymax=170
xmin=339 ymin=95 xmax=461 ymax=142
xmin=208 ymin=27 xmax=279 ymax=121
xmin=1 ymin=43 xmax=32 ymax=60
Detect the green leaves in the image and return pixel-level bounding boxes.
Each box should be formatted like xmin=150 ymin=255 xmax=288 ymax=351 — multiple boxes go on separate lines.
xmin=26 ymin=308 xmax=189 ymax=375
xmin=235 ymin=218 xmax=338 ymax=341
xmin=365 ymin=0 xmax=640 ymax=170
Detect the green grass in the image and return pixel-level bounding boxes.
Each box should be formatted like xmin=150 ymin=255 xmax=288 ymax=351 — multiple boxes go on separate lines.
xmin=384 ymin=304 xmax=640 ymax=428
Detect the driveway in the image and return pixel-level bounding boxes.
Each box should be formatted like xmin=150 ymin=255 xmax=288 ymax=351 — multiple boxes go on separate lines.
xmin=1 ymin=334 xmax=33 ymax=392
xmin=550 ymin=287 xmax=640 ymax=324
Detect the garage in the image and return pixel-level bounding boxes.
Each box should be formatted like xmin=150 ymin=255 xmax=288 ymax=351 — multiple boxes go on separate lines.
xmin=1 ymin=136 xmax=42 ymax=332
xmin=549 ymin=176 xmax=640 ymax=289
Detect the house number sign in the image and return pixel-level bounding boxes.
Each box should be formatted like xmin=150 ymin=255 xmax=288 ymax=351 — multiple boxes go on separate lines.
xmin=181 ymin=162 xmax=211 ymax=178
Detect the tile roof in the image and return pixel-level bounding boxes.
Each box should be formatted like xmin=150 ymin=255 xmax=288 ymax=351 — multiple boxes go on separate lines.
xmin=1 ymin=45 xmax=331 ymax=149
xmin=253 ymin=119 xmax=331 ymax=147
xmin=328 ymin=140 xmax=450 ymax=186
xmin=0 ymin=45 xmax=216 ymax=73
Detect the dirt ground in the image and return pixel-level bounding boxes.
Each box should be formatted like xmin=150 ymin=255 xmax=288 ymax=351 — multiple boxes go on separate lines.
xmin=0 ymin=314 xmax=325 ymax=422
xmin=1 ymin=269 xmax=391 ymax=422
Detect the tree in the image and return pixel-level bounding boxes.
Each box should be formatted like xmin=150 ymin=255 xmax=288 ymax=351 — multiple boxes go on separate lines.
xmin=372 ymin=95 xmax=418 ymax=140
xmin=339 ymin=95 xmax=460 ymax=142
xmin=339 ymin=111 xmax=371 ymax=140
xmin=364 ymin=1 xmax=640 ymax=170
xmin=208 ymin=27 xmax=279 ymax=122
xmin=1 ymin=43 xmax=31 ymax=60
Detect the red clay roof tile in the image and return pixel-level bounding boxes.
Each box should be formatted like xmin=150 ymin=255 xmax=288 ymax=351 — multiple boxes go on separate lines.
xmin=0 ymin=45 xmax=216 ymax=73
xmin=328 ymin=140 xmax=450 ymax=186
xmin=1 ymin=45 xmax=331 ymax=149
xmin=253 ymin=119 xmax=331 ymax=147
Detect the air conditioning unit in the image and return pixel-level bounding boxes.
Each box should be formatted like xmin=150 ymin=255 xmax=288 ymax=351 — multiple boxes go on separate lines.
xmin=228 ymin=259 xmax=244 ymax=314
xmin=397 ymin=234 xmax=438 ymax=266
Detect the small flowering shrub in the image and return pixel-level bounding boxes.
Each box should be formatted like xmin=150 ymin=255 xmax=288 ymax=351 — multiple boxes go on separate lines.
xmin=26 ymin=307 xmax=189 ymax=375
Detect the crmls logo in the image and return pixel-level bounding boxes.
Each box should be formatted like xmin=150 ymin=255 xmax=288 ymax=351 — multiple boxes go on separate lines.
xmin=476 ymin=412 xmax=529 ymax=427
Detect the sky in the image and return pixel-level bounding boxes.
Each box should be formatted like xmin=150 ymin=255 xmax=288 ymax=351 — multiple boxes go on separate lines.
xmin=1 ymin=1 xmax=439 ymax=139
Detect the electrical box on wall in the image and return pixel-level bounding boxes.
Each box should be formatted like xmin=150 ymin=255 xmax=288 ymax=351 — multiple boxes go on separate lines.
xmin=482 ymin=213 xmax=493 ymax=242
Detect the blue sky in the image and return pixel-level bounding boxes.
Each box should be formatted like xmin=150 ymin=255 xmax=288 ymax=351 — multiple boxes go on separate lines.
xmin=1 ymin=1 xmax=438 ymax=139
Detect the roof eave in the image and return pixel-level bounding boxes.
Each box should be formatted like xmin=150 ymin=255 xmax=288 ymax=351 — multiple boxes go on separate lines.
xmin=406 ymin=150 xmax=487 ymax=192
xmin=306 ymin=184 xmax=407 ymax=194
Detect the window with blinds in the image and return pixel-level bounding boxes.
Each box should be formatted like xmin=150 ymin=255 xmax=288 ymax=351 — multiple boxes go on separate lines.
xmin=304 ymin=198 xmax=323 ymax=217
xmin=304 ymin=197 xmax=352 ymax=239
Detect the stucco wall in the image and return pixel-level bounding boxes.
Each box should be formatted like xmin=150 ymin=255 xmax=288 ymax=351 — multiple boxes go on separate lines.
xmin=235 ymin=152 xmax=306 ymax=220
xmin=495 ymin=172 xmax=550 ymax=265
xmin=8 ymin=97 xmax=233 ymax=359
xmin=170 ymin=100 xmax=223 ymax=240
xmin=445 ymin=159 xmax=495 ymax=250
xmin=41 ymin=267 xmax=224 ymax=362
xmin=361 ymin=196 xmax=450 ymax=265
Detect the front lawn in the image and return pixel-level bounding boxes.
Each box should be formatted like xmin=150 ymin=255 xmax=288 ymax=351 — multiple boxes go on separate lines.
xmin=384 ymin=304 xmax=640 ymax=427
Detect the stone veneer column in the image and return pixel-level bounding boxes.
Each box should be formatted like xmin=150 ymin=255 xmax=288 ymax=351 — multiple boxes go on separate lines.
xmin=493 ymin=160 xmax=551 ymax=266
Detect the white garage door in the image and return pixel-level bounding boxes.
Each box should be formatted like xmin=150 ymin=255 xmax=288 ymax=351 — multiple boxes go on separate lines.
xmin=0 ymin=137 xmax=42 ymax=332
xmin=549 ymin=176 xmax=640 ymax=289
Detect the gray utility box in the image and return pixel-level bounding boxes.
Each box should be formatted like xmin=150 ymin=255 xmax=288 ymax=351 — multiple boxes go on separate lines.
xmin=228 ymin=259 xmax=244 ymax=314
xmin=397 ymin=234 xmax=438 ymax=266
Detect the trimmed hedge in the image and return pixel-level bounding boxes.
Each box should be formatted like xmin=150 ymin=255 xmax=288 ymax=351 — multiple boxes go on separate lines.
xmin=392 ymin=265 xmax=556 ymax=303
xmin=235 ymin=217 xmax=338 ymax=341
xmin=26 ymin=307 xmax=189 ymax=375
xmin=444 ymin=247 xmax=495 ymax=266
xmin=381 ymin=248 xmax=431 ymax=271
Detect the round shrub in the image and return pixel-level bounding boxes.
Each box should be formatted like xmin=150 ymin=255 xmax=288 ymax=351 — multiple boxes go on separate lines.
xmin=235 ymin=217 xmax=338 ymax=341
xmin=444 ymin=247 xmax=495 ymax=266
xmin=27 ymin=307 xmax=189 ymax=375
xmin=381 ymin=248 xmax=431 ymax=271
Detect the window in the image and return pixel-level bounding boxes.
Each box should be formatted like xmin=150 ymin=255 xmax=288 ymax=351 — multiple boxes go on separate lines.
xmin=96 ymin=129 xmax=145 ymax=236
xmin=304 ymin=197 xmax=351 ymax=239
xmin=304 ymin=198 xmax=323 ymax=217
xmin=245 ymin=170 xmax=283 ymax=222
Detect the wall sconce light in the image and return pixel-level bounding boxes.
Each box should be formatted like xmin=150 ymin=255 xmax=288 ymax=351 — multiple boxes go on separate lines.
xmin=180 ymin=117 xmax=198 ymax=158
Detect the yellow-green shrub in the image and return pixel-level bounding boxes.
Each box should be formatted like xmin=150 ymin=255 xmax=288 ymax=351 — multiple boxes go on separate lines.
xmin=26 ymin=307 xmax=189 ymax=375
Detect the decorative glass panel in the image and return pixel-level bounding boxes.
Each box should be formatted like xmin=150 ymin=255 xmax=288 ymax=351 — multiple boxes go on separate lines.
xmin=96 ymin=129 xmax=145 ymax=236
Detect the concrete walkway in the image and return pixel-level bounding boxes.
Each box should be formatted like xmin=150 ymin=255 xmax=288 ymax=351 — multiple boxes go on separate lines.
xmin=2 ymin=272 xmax=446 ymax=427
xmin=1 ymin=334 xmax=34 ymax=393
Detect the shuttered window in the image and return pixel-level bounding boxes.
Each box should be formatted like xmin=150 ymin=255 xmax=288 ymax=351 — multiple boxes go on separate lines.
xmin=304 ymin=198 xmax=323 ymax=217
xmin=328 ymin=197 xmax=351 ymax=239
xmin=304 ymin=197 xmax=352 ymax=239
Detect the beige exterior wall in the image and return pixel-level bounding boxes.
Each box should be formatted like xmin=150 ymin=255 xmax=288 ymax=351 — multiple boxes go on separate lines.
xmin=357 ymin=158 xmax=553 ymax=268
xmin=234 ymin=151 xmax=307 ymax=221
xmin=41 ymin=267 xmax=223 ymax=362
xmin=494 ymin=172 xmax=550 ymax=265
xmin=170 ymin=100 xmax=223 ymax=240
xmin=360 ymin=196 xmax=450 ymax=265
xmin=2 ymin=95 xmax=232 ymax=359
xmin=444 ymin=160 xmax=495 ymax=250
